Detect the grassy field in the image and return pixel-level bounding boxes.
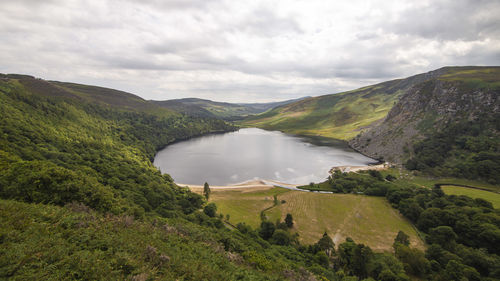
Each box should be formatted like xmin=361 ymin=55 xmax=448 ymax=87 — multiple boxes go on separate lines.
xmin=202 ymin=187 xmax=424 ymax=252
xmin=441 ymin=185 xmax=500 ymax=209
xmin=207 ymin=187 xmax=290 ymax=228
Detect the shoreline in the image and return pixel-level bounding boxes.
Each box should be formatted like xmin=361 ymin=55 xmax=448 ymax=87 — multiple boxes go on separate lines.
xmin=330 ymin=162 xmax=389 ymax=173
xmin=177 ymin=179 xmax=299 ymax=190
xmin=178 ymin=163 xmax=390 ymax=190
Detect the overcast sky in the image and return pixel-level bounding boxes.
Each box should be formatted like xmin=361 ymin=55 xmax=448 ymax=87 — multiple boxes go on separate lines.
xmin=1 ymin=0 xmax=499 ymax=102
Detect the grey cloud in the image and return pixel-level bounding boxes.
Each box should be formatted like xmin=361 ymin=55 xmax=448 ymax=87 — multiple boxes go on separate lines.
xmin=1 ymin=0 xmax=499 ymax=103
xmin=233 ymin=7 xmax=304 ymax=37
xmin=355 ymin=32 xmax=380 ymax=41
xmin=386 ymin=0 xmax=500 ymax=41
xmin=124 ymin=0 xmax=220 ymax=10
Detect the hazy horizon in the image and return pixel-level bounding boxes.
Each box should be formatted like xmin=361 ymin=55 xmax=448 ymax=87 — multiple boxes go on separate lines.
xmin=1 ymin=0 xmax=499 ymax=103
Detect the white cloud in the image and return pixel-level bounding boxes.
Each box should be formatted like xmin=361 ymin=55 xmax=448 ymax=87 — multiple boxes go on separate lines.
xmin=0 ymin=0 xmax=499 ymax=102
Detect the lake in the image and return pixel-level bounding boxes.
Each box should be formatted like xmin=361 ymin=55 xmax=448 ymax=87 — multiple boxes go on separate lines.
xmin=154 ymin=128 xmax=376 ymax=185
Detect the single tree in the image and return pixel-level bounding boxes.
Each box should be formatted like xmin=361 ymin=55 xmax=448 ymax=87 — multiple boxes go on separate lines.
xmin=394 ymin=230 xmax=410 ymax=247
xmin=285 ymin=213 xmax=294 ymax=228
xmin=203 ymin=182 xmax=211 ymax=200
xmin=271 ymin=229 xmax=291 ymax=245
xmin=259 ymin=221 xmax=276 ymax=240
xmin=317 ymin=231 xmax=335 ymax=256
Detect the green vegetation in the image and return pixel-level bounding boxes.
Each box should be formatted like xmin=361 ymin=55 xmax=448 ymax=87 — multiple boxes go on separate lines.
xmin=2 ymin=71 xmax=500 ymax=280
xmin=4 ymin=75 xmax=424 ymax=280
xmin=0 ymin=77 xmax=235 ymax=216
xmin=205 ymin=187 xmax=423 ymax=251
xmin=0 ymin=200 xmax=271 ymax=280
xmin=203 ymin=182 xmax=211 ymax=200
xmin=441 ymin=185 xmax=500 ymax=208
xmin=0 ymin=76 xmax=339 ymax=280
xmin=405 ymin=113 xmax=500 ymax=184
xmin=438 ymin=67 xmax=500 ymax=90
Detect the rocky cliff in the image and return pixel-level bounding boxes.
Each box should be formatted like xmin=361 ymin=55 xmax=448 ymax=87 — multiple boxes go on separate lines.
xmin=349 ymin=67 xmax=500 ymax=163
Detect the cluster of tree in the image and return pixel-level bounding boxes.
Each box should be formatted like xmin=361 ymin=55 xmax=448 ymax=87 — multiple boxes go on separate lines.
xmin=388 ymin=185 xmax=500 ymax=279
xmin=307 ymin=169 xmax=394 ymax=196
xmin=405 ymin=113 xmax=500 ymax=184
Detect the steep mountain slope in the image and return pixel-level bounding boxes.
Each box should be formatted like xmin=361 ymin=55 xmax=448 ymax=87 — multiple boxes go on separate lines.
xmin=241 ymin=68 xmax=452 ymax=140
xmin=349 ymin=67 xmax=500 ymax=162
xmin=152 ymin=97 xmax=309 ymax=120
xmin=350 ymin=67 xmax=500 ymax=184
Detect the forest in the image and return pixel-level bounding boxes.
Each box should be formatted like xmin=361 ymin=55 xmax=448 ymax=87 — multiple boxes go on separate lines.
xmin=405 ymin=113 xmax=500 ymax=184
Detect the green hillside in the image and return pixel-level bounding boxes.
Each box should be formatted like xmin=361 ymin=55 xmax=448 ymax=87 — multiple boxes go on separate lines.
xmin=241 ymin=81 xmax=406 ymax=140
xmin=241 ymin=66 xmax=500 ymax=141
xmin=1 ymin=74 xmax=172 ymax=117
xmin=0 ymin=75 xmax=235 ymax=214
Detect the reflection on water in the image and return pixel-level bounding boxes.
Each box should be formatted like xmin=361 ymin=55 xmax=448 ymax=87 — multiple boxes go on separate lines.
xmin=154 ymin=128 xmax=376 ymax=185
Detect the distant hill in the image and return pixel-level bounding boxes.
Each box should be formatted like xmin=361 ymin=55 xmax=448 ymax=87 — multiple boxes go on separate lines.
xmin=240 ymin=68 xmax=455 ymax=140
xmin=152 ymin=96 xmax=309 ymax=120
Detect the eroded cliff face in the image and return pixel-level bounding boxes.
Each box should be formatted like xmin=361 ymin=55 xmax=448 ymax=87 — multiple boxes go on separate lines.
xmin=349 ymin=79 xmax=500 ymax=164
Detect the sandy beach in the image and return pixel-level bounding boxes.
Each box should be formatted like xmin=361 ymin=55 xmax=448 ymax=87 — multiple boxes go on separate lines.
xmin=180 ymin=163 xmax=390 ymax=191
xmin=330 ymin=162 xmax=389 ymax=173
xmin=178 ymin=179 xmax=297 ymax=192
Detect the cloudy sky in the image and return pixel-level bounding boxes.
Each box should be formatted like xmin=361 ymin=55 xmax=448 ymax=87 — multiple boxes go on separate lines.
xmin=1 ymin=0 xmax=499 ymax=102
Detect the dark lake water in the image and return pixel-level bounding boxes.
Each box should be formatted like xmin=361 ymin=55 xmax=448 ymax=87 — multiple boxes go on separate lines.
xmin=154 ymin=128 xmax=376 ymax=185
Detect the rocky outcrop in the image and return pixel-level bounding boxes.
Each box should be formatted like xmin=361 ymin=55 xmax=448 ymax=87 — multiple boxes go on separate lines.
xmin=349 ymin=78 xmax=500 ymax=164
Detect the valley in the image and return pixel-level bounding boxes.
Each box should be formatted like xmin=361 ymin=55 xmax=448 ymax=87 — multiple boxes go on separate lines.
xmin=1 ymin=67 xmax=499 ymax=281
xmin=3 ymin=1 xmax=500 ymax=279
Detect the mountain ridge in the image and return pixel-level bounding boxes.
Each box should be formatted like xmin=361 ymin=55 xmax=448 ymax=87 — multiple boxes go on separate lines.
xmin=152 ymin=96 xmax=310 ymax=120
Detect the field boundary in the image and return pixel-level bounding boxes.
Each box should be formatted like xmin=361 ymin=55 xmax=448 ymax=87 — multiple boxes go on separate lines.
xmin=435 ymin=183 xmax=500 ymax=194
